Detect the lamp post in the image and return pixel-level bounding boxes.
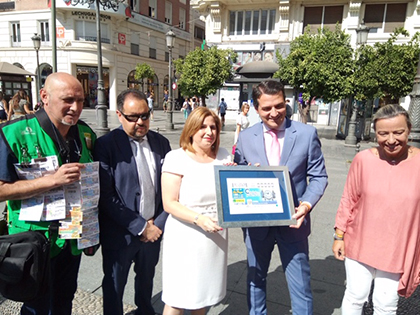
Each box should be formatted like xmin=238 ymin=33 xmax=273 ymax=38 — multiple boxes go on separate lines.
xmin=408 ymin=54 xmax=420 ymax=148
xmin=166 ymin=29 xmax=176 ymax=130
xmin=72 ymin=0 xmax=124 ymax=137
xmin=345 ymin=22 xmax=370 ymax=146
xmin=31 ymin=33 xmax=41 ymax=103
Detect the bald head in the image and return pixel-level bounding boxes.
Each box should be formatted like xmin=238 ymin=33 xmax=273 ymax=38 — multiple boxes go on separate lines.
xmin=40 ymin=72 xmax=85 ymax=136
xmin=43 ymin=72 xmax=83 ymax=95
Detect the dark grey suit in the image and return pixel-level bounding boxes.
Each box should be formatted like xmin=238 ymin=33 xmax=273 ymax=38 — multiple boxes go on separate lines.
xmin=94 ymin=126 xmax=171 ymax=315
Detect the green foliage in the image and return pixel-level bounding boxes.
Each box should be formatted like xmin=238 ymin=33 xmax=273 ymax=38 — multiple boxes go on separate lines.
xmin=174 ymin=47 xmax=236 ymax=100
xmin=134 ymin=63 xmax=155 ymax=81
xmin=274 ymin=25 xmax=355 ymax=103
xmin=275 ymin=25 xmax=420 ymax=104
xmin=354 ymin=28 xmax=420 ymax=101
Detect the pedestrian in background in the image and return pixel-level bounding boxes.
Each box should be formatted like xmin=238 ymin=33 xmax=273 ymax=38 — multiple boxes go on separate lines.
xmin=147 ymin=91 xmax=154 ymax=121
xmin=163 ymin=89 xmax=169 ymax=113
xmin=182 ymin=97 xmax=191 ymax=120
xmin=218 ymin=98 xmax=227 ymax=126
xmin=161 ymin=107 xmax=230 ymax=315
xmin=191 ymin=97 xmax=199 ymax=111
xmin=8 ymin=89 xmax=32 ymax=120
xmin=0 ymin=92 xmax=7 ymax=122
xmin=233 ymin=102 xmax=250 ymax=154
xmin=333 ymin=104 xmax=420 ymax=314
xmin=234 ymin=80 xmax=328 ymax=315
xmin=94 ymin=89 xmax=171 ymax=315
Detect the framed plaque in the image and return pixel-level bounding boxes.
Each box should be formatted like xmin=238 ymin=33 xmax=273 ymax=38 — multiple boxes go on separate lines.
xmin=214 ymin=166 xmax=296 ymax=228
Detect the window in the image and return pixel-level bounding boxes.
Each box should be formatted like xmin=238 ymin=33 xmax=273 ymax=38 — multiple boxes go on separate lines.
xmin=39 ymin=20 xmax=50 ymax=42
xmin=149 ymin=0 xmax=156 ymax=19
xmin=194 ymin=26 xmax=205 ymax=40
xmin=11 ymin=22 xmax=21 ymax=46
xmin=179 ymin=8 xmax=186 ymax=30
xmin=127 ymin=70 xmax=142 ymax=89
xmin=229 ymin=9 xmax=276 ymax=36
xmin=131 ymin=43 xmax=139 ymax=55
xmin=364 ymin=3 xmax=407 ymax=33
xmin=149 ymin=36 xmax=156 ymax=59
xmin=75 ymin=21 xmax=109 ymax=43
xmin=179 ymin=45 xmax=185 ymax=60
xmin=131 ymin=33 xmax=139 ymax=55
xmin=130 ymin=0 xmax=139 ymax=13
xmin=303 ymin=6 xmax=344 ymax=32
xmin=165 ymin=1 xmax=172 ymax=24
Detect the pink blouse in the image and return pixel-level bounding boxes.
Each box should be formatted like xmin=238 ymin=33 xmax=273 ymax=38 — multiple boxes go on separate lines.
xmin=335 ymin=149 xmax=420 ymax=297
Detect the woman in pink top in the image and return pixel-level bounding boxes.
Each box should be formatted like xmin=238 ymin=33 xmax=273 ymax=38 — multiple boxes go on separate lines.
xmin=333 ymin=104 xmax=420 ymax=314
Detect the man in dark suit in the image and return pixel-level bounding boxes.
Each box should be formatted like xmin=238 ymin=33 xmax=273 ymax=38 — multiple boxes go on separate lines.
xmin=234 ymin=80 xmax=328 ymax=315
xmin=94 ymin=89 xmax=171 ymax=315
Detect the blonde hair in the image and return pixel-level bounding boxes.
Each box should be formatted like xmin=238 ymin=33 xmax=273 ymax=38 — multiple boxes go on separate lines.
xmin=179 ymin=107 xmax=221 ymax=153
xmin=241 ymin=103 xmax=250 ymax=113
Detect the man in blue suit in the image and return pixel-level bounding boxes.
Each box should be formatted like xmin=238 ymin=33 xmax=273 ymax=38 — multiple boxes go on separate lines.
xmin=94 ymin=89 xmax=171 ymax=315
xmin=234 ymin=80 xmax=328 ymax=315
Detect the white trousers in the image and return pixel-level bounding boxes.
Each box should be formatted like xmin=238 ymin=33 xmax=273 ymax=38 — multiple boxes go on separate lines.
xmin=341 ymin=257 xmax=400 ymax=315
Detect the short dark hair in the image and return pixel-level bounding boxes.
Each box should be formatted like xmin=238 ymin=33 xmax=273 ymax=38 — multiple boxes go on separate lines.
xmin=252 ymin=80 xmax=285 ymax=109
xmin=372 ymin=104 xmax=411 ymax=131
xmin=117 ymin=89 xmax=147 ymax=112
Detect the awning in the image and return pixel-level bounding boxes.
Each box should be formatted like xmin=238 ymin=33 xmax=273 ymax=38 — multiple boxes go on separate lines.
xmin=235 ymin=60 xmax=279 ymax=79
xmin=0 ymin=62 xmax=35 ymax=76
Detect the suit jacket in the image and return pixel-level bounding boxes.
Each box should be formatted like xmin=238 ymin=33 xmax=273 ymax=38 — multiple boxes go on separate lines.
xmin=234 ymin=119 xmax=328 ymax=241
xmin=94 ymin=126 xmax=171 ymax=250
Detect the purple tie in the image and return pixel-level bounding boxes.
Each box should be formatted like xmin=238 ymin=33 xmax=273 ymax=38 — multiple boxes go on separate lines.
xmin=267 ymin=129 xmax=280 ymax=166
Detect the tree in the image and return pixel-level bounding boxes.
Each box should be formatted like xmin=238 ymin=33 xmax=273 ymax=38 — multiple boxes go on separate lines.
xmin=354 ymin=28 xmax=420 ymax=102
xmin=134 ymin=63 xmax=155 ymax=92
xmin=174 ymin=46 xmax=236 ymax=106
xmin=274 ymin=25 xmax=355 ymax=103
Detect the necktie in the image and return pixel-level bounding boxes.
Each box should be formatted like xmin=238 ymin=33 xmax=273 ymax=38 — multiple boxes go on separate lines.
xmin=132 ymin=140 xmax=155 ymax=220
xmin=267 ymin=129 xmax=281 ymax=166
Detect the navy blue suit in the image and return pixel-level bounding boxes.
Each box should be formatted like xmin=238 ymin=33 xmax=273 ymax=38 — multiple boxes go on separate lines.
xmin=234 ymin=120 xmax=328 ymax=315
xmin=94 ymin=126 xmax=171 ymax=315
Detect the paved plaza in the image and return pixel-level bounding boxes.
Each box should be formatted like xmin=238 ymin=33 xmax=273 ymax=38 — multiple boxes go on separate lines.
xmin=1 ymin=108 xmax=419 ymax=314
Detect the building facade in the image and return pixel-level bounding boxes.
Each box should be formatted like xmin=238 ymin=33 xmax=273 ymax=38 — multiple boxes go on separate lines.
xmin=0 ymin=0 xmax=205 ymax=110
xmin=193 ymin=0 xmax=420 ymax=121
xmin=194 ymin=0 xmax=420 ymax=64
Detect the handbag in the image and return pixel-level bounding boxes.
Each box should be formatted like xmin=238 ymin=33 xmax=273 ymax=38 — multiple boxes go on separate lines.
xmin=0 ymin=230 xmax=50 ymax=302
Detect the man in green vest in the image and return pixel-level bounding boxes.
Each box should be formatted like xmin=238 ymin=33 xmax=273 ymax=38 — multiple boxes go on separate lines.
xmin=0 ymin=72 xmax=96 ymax=314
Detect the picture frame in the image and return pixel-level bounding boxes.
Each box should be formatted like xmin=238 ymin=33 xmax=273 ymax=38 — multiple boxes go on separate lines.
xmin=214 ymin=165 xmax=296 ymax=228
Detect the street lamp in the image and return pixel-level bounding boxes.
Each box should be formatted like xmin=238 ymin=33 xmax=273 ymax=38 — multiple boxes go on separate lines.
xmin=71 ymin=0 xmax=124 ymax=137
xmin=166 ymin=29 xmax=176 ymax=130
xmin=345 ymin=22 xmax=370 ymax=146
xmin=356 ymin=21 xmax=370 ymax=46
xmin=31 ymin=33 xmax=41 ymax=103
xmin=408 ymin=54 xmax=420 ymax=148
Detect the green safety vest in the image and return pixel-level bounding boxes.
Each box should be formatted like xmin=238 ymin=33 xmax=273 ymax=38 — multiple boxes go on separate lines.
xmin=1 ymin=115 xmax=96 ymax=256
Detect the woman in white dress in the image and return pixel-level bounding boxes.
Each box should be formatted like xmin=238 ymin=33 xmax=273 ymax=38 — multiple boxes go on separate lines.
xmin=161 ymin=107 xmax=231 ymax=315
xmin=234 ymin=103 xmax=250 ymax=145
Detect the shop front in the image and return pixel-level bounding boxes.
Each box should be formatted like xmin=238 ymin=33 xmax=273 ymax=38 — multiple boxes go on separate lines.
xmin=77 ymin=65 xmax=110 ymax=108
xmin=0 ymin=62 xmax=34 ymax=105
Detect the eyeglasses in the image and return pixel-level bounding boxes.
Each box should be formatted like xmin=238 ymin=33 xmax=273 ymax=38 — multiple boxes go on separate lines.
xmin=120 ymin=111 xmax=150 ymax=122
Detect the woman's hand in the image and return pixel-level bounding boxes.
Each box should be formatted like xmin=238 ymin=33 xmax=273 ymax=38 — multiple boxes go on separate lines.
xmin=332 ymin=240 xmax=345 ymax=260
xmin=195 ymin=214 xmax=223 ymax=233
